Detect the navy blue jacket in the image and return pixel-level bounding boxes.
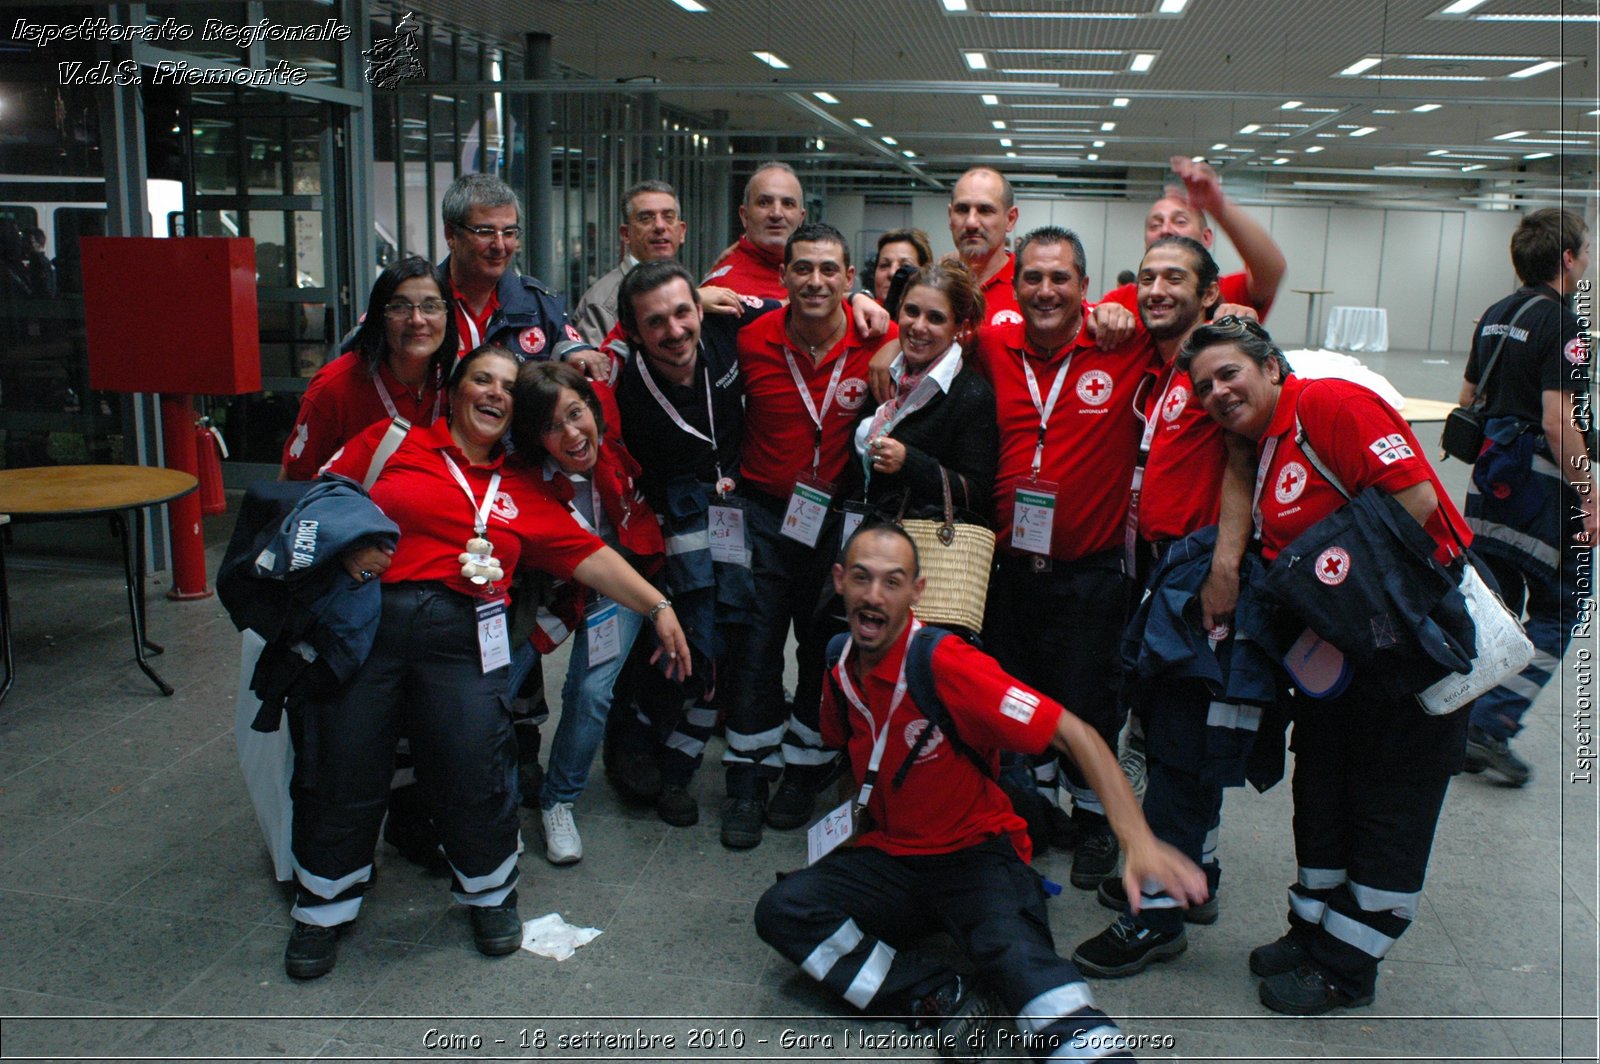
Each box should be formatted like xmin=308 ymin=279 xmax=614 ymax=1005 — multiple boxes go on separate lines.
xmin=439 ymin=255 xmax=595 ymax=362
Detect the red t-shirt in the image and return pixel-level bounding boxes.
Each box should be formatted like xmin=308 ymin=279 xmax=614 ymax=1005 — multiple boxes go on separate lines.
xmin=979 ymin=254 xmax=1022 ymax=328
xmin=1137 ymin=359 xmax=1228 ymax=542
xmin=702 ymin=234 xmax=787 ymax=302
xmin=821 ymin=623 xmax=1061 ymax=861
xmin=1253 ymin=375 xmax=1470 ymax=565
xmin=325 ymin=418 xmax=603 ymax=595
xmin=977 ymin=320 xmax=1158 ymax=561
xmin=737 ymin=310 xmax=896 ymax=496
xmin=281 ymin=352 xmax=445 ymax=481
xmin=1101 ymin=270 xmax=1272 ymax=322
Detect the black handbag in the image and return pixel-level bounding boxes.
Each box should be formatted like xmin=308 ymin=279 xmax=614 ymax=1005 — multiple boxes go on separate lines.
xmin=1441 ymin=294 xmax=1551 ymax=464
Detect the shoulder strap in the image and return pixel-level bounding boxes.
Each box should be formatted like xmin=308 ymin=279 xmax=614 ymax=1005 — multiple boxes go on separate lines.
xmin=893 ymin=627 xmax=995 ymax=786
xmin=362 ymin=416 xmax=411 ymax=492
xmin=1473 ymin=292 xmax=1554 ymax=412
xmin=824 ymin=631 xmax=852 ymax=748
xmin=1293 ymin=412 xmax=1350 ymax=501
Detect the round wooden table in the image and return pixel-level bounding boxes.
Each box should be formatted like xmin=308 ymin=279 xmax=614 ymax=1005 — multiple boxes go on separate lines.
xmin=0 ymin=465 xmax=199 ymax=703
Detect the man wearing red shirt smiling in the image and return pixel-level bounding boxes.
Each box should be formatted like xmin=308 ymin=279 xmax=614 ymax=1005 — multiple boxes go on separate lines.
xmin=754 ymin=524 xmax=1205 ymax=1058
xmin=724 ymin=221 xmax=896 ymax=850
xmin=701 ymin=162 xmax=805 ymax=302
xmin=978 ymin=226 xmax=1158 ymax=892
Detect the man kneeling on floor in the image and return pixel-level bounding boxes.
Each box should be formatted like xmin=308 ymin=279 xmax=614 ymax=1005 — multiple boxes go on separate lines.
xmin=754 ymin=523 xmax=1206 ymax=1061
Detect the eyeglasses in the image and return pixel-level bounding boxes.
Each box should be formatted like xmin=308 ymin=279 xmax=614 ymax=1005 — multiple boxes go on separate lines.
xmin=455 ymin=223 xmax=523 ymax=242
xmin=382 ymin=298 xmax=450 ymax=319
xmin=1209 ymin=313 xmax=1270 ymax=338
xmin=540 ymin=404 xmax=590 ymax=437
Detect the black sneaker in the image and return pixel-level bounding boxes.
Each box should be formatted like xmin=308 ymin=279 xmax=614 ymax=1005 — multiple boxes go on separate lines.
xmin=1258 ymin=962 xmax=1374 ymax=1015
xmin=469 ymin=890 xmax=523 ymax=956
xmin=1072 ymin=913 xmax=1188 ymax=978
xmin=1464 ymin=725 xmax=1531 ymax=787
xmin=656 ymin=783 xmax=699 ymax=827
xmin=720 ymin=796 xmax=766 ymax=849
xmin=909 ymin=976 xmax=992 ymax=1063
xmin=1097 ymin=876 xmax=1218 ymax=925
xmin=1070 ymin=830 xmax=1119 ymax=890
xmin=764 ymin=773 xmax=817 ymax=830
xmin=1248 ymin=933 xmax=1311 ymax=977
xmin=284 ymin=920 xmax=342 ymax=980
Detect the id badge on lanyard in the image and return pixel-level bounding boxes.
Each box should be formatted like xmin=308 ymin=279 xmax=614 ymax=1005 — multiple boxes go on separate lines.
xmin=585 ymin=596 xmax=623 ymax=666
xmin=1011 ymin=478 xmax=1059 ymax=560
xmin=840 ymin=499 xmax=871 ymax=547
xmin=476 ymin=597 xmax=511 ymax=673
xmin=808 ymin=799 xmax=859 ymax=865
xmin=782 ymin=474 xmax=835 ymax=548
xmin=708 ymin=497 xmax=750 ymax=567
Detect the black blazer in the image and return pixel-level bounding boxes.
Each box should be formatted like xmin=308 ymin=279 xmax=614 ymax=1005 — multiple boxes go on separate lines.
xmin=858 ymin=365 xmax=999 ymax=525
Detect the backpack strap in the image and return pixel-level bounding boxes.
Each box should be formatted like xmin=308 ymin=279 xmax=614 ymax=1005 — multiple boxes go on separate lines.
xmin=1471 ymin=292 xmax=1555 ymax=414
xmin=892 ymin=626 xmax=995 ymax=786
xmin=362 ymin=416 xmax=412 ymax=492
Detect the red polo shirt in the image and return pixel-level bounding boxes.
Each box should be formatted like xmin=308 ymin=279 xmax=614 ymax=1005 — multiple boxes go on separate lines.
xmin=282 ymin=352 xmax=445 ymax=480
xmin=702 ymin=234 xmax=787 ymax=302
xmin=978 ymin=319 xmax=1158 ymax=561
xmin=1253 ymin=375 xmax=1470 ymax=565
xmin=821 ymin=623 xmax=1061 ymax=861
xmin=1137 ymin=359 xmax=1228 ymax=542
xmin=1101 ymin=270 xmax=1272 ymax=322
xmin=737 ymin=310 xmax=896 ymax=496
xmin=326 ymin=418 xmax=603 ymax=595
xmin=979 ymin=253 xmax=1022 ymax=328
xmin=452 ymin=283 xmax=501 ymax=356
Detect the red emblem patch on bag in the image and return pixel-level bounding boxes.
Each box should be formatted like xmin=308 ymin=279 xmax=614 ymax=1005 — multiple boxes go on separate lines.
xmin=1315 ymin=546 xmax=1351 ymax=586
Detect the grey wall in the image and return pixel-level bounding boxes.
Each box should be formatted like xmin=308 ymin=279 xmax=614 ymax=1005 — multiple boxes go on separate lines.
xmin=845 ymin=193 xmax=1525 ymax=355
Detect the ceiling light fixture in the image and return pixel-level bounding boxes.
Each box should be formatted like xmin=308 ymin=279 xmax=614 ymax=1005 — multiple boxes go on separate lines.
xmin=1273 ymin=157 xmax=1289 ymax=165
xmin=1239 ymin=123 xmax=1261 ymax=134
xmin=1112 ymin=97 xmax=1130 ymax=107
xmin=1093 ymin=139 xmax=1106 ymax=147
xmin=993 ymin=119 xmax=1007 ymax=129
xmin=902 ymin=149 xmax=916 ymax=158
xmin=963 ymin=50 xmax=988 ymax=70
xmin=1087 ymin=153 xmax=1099 ymax=160
xmin=880 ymin=136 xmax=897 ymax=145
xmin=1100 ymin=121 xmax=1116 ymax=131
xmin=1305 ymin=145 xmax=1324 ymax=153
xmin=1428 ymin=149 xmax=1450 ymax=156
xmin=1413 ymin=103 xmax=1441 ymax=112
xmin=1281 ymin=100 xmax=1303 ymax=109
xmin=812 ymin=91 xmax=839 ymax=104
xmin=1491 ymin=130 xmax=1528 ymax=140
xmin=668 ymin=0 xmax=707 ymax=11
xmin=1129 ymin=52 xmax=1157 ymax=72
xmin=852 ymin=116 xmax=873 ymax=127
xmin=1339 ymin=57 xmax=1382 ymax=76
xmin=1438 ymin=0 xmax=1489 ymax=13
xmin=751 ymin=51 xmax=788 ymax=69
xmin=1158 ymin=0 xmax=1189 ymax=12
xmin=941 ymin=0 xmax=969 ymax=10
xmin=1349 ymin=126 xmax=1378 ymax=137
xmin=982 ymin=94 xmax=1000 ymax=105
xmin=1524 ymin=151 xmax=1553 ymax=159
xmin=999 ymin=138 xmax=1012 ymax=147
xmin=1508 ymin=60 xmax=1563 ymax=79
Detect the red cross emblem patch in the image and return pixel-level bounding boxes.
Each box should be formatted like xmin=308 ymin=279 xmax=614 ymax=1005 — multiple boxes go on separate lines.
xmin=1314 ymin=546 xmax=1351 ymax=586
xmin=1275 ymin=461 xmax=1308 ymax=504
xmin=1076 ymin=369 xmax=1114 ymax=406
xmin=1161 ymin=384 xmax=1190 ymax=422
xmin=836 ymin=377 xmax=869 ymax=411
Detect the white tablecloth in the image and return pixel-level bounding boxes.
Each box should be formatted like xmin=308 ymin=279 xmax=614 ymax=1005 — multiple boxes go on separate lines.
xmin=1324 ymin=306 xmax=1388 ymax=352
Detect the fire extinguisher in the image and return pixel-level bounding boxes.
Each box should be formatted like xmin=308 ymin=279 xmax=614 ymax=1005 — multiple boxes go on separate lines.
xmin=196 ymin=415 xmax=228 ymax=516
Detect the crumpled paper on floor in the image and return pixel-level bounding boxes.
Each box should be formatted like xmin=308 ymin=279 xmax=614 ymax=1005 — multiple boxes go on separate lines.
xmin=519 ymin=912 xmax=602 ymax=960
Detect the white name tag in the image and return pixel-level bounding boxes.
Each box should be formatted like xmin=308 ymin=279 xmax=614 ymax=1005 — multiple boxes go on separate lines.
xmin=807 ymin=798 xmax=857 ymax=865
xmin=586 ymin=597 xmax=623 ymax=667
xmin=781 ymin=478 xmax=833 ymax=548
xmin=840 ymin=500 xmax=869 ymax=547
xmin=476 ymin=598 xmax=511 ymax=674
xmin=708 ymin=501 xmax=749 ymax=566
xmin=1011 ymin=482 xmax=1057 ymax=556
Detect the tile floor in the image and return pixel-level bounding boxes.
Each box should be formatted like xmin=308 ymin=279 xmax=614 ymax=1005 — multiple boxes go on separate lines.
xmin=0 ymin=347 xmax=1594 ymax=1062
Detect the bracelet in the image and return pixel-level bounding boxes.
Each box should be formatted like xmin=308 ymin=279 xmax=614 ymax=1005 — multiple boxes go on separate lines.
xmin=648 ymin=599 xmax=673 ymax=621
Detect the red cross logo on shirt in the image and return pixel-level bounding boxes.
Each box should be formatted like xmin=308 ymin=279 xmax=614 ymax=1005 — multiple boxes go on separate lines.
xmin=1076 ymin=369 xmax=1114 ymax=407
xmin=836 ymin=377 xmax=869 ymax=411
xmin=1314 ymin=546 xmax=1351 ymax=586
xmin=1161 ymin=385 xmax=1189 ymax=423
xmin=1275 ymin=461 xmax=1308 ymax=504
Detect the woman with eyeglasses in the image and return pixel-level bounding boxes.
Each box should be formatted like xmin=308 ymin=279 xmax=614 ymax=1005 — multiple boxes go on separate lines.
xmin=284 ymin=344 xmax=689 ymax=980
xmin=507 ymin=362 xmax=669 ymax=867
xmin=281 ymin=256 xmax=456 ymax=480
xmin=1180 ymin=317 xmax=1472 ymax=1017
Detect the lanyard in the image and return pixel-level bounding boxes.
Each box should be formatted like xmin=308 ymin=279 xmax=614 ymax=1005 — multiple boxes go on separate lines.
xmin=441 ymin=452 xmax=502 ymax=537
xmin=637 ymin=352 xmax=727 ymax=489
xmin=1135 ymin=362 xmax=1181 ymax=461
xmin=374 ymin=368 xmax=442 ymax=424
xmin=454 ymin=295 xmax=488 ymax=354
xmin=784 ymin=345 xmax=849 ymax=473
xmin=1249 ymin=435 xmax=1281 ymax=540
xmin=1021 ymin=348 xmax=1073 ymax=477
xmin=834 ymin=620 xmax=920 ymax=812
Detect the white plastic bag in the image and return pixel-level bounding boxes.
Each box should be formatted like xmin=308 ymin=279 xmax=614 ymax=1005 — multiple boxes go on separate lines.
xmin=1417 ymin=561 xmax=1535 ymax=716
xmin=234 ymin=629 xmax=295 ymax=881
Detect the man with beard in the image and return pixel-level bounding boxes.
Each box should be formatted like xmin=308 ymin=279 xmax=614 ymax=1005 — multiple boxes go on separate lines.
xmin=754 ymin=523 xmax=1205 ymax=1062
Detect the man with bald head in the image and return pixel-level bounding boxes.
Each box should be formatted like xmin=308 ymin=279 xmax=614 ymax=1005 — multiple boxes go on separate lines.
xmin=949 ymin=166 xmax=1024 ymax=328
xmin=703 ymin=161 xmax=806 ymax=302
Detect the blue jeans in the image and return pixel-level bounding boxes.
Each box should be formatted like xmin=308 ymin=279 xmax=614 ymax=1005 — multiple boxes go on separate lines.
xmin=539 ymin=602 xmax=647 ymax=808
xmin=1469 ymin=543 xmax=1588 ymax=740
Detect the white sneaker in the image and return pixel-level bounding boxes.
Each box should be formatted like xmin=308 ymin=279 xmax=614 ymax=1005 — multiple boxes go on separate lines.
xmin=541 ymin=802 xmax=582 ymax=865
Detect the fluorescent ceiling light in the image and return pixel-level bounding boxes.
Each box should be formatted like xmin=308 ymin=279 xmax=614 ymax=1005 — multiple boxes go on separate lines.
xmin=963 ymin=51 xmax=988 ymax=70
xmin=1349 ymin=126 xmax=1378 ymax=137
xmin=989 ymin=11 xmax=1138 ymax=18
xmin=1281 ymin=100 xmax=1303 ymax=110
xmin=1508 ymin=61 xmax=1563 ymax=79
xmin=669 ymin=0 xmax=707 ymax=11
xmin=1100 ymin=121 xmax=1116 ymax=131
xmin=852 ymin=116 xmax=873 ymax=127
xmin=941 ymin=0 xmax=969 ymax=9
xmin=1006 ymin=151 xmax=1018 ymax=158
xmin=1112 ymin=97 xmax=1130 ymax=107
xmin=1273 ymin=157 xmax=1289 ymax=165
xmin=1372 ymin=109 xmax=1399 ymax=115
xmin=1129 ymin=52 xmax=1156 ymax=72
xmin=1428 ymin=149 xmax=1450 ymax=156
xmin=1093 ymin=140 xmax=1106 ymax=147
xmin=992 ymin=119 xmax=1007 ymax=129
xmin=982 ymin=94 xmax=1000 ymax=105
xmin=751 ymin=51 xmax=788 ymax=69
xmin=1491 ymin=130 xmax=1528 ymax=140
xmin=1211 ymin=142 xmax=1228 ymax=150
xmin=1087 ymin=153 xmax=1099 ymax=160
xmin=1439 ymin=0 xmax=1489 ymax=13
xmin=1339 ymin=57 xmax=1382 ymax=76
xmin=1365 ymin=74 xmax=1486 ymax=81
xmin=1305 ymin=145 xmax=1324 ymax=153
xmin=880 ymin=136 xmax=897 ymax=145
xmin=1402 ymin=53 xmax=1536 ymax=61
xmin=1239 ymin=123 xmax=1261 ymax=134
xmin=999 ymin=138 xmax=1012 ymax=147
xmin=902 ymin=149 xmax=915 ymax=158
xmin=1316 ymin=132 xmax=1337 ymax=138
xmin=1158 ymin=0 xmax=1189 ymax=12
xmin=1479 ymin=13 xmax=1600 ymax=21
xmin=812 ymin=91 xmax=839 ymax=104
xmin=1461 ymin=164 xmax=1486 ymax=171
xmin=1413 ymin=103 xmax=1441 ymax=112
xmin=1524 ymin=152 xmax=1553 ymax=160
